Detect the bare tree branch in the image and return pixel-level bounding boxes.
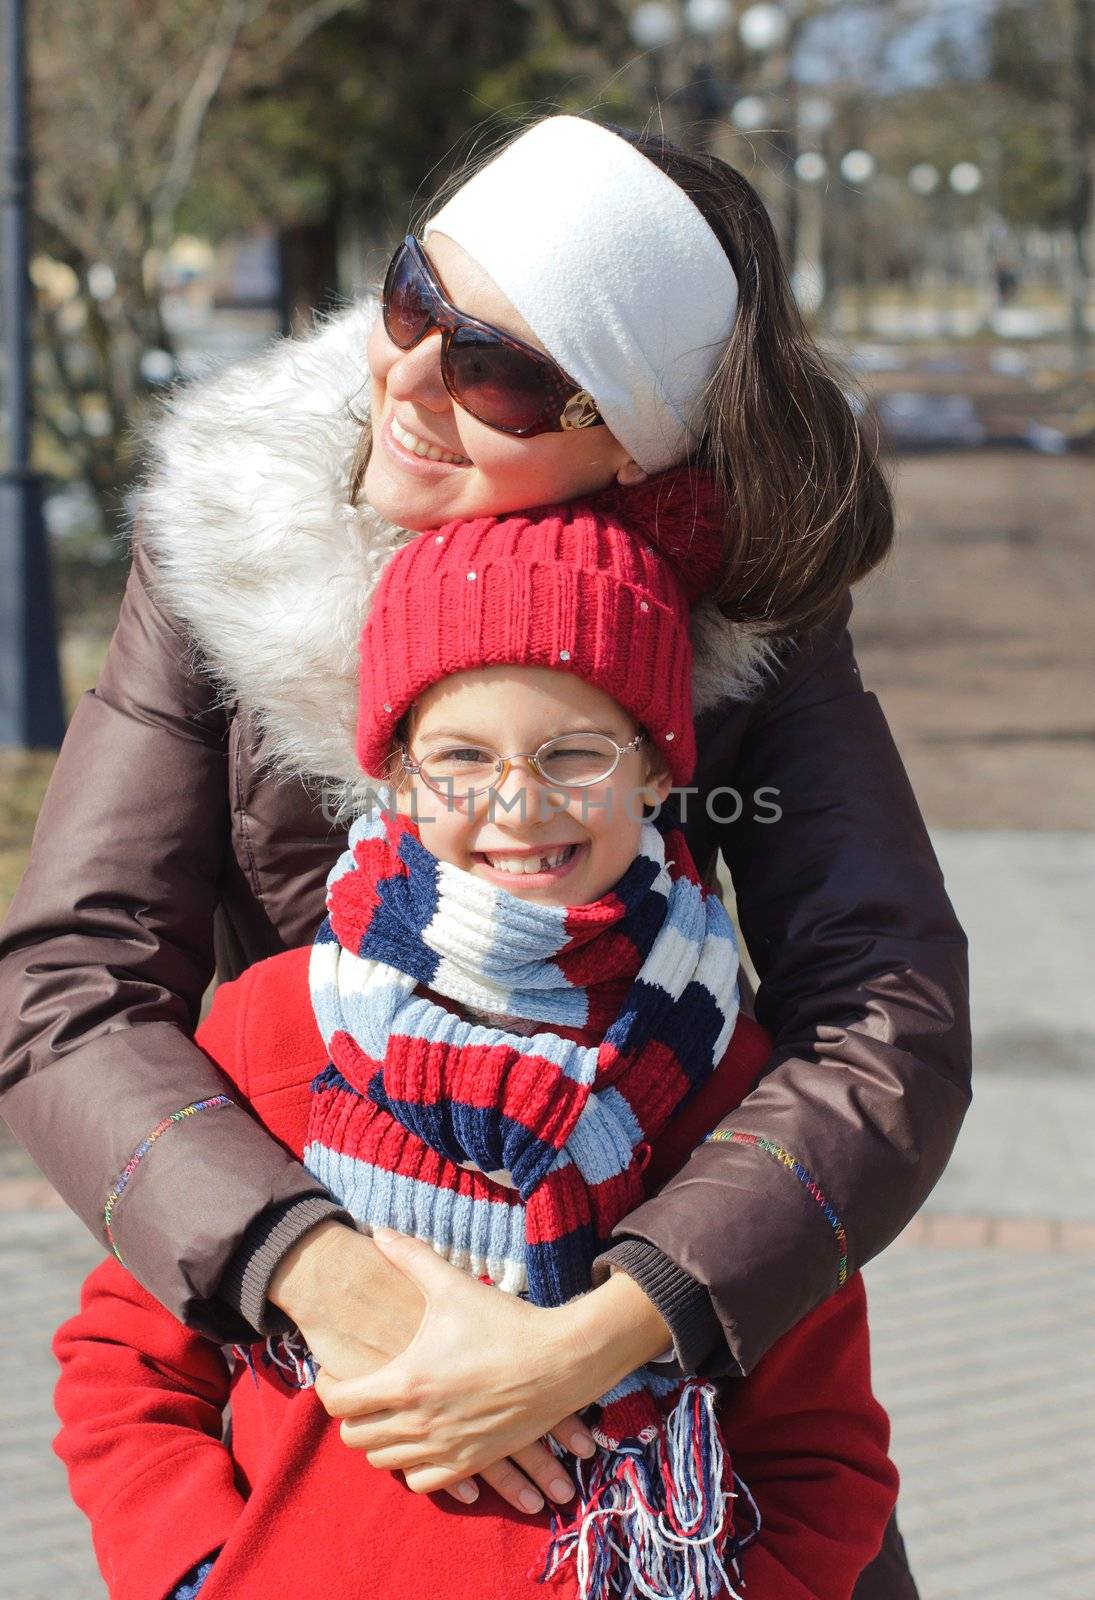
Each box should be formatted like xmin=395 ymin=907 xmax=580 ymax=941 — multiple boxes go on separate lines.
xmin=244 ymin=0 xmax=361 ymax=82
xmin=37 ymin=311 xmax=100 ymax=479
xmin=151 ymin=0 xmax=255 ymax=252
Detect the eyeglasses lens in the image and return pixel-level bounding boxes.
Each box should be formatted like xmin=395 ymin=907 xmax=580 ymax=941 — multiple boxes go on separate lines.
xmin=445 ymin=327 xmax=554 ymax=434
xmin=417 ymin=734 xmax=619 ymax=796
xmin=535 ymin=734 xmax=619 ymax=785
xmin=383 ymin=245 xmax=434 ymax=348
xmin=418 ymin=747 xmax=498 ymax=793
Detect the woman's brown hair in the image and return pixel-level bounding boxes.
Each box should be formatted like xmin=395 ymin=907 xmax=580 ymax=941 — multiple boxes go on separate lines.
xmin=351 ymin=119 xmax=893 ymax=639
xmin=610 ymin=127 xmax=893 ymax=637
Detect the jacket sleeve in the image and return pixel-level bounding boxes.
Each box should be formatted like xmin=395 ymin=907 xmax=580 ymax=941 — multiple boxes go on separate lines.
xmin=52 ymin=1256 xmax=243 ymax=1600
xmin=0 ymin=543 xmax=345 ymax=1341
xmin=723 ymin=1273 xmax=899 ymax=1600
xmin=597 ymin=594 xmax=971 ymax=1375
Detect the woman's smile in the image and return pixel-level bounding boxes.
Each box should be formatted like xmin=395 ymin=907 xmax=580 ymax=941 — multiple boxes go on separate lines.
xmin=382 ymin=412 xmax=471 ymax=473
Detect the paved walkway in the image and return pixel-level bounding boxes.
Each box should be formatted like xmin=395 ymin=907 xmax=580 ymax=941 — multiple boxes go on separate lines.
xmin=920 ymin=832 xmax=1095 ymax=1227
xmin=1 ymin=1203 xmax=1092 ymax=1600
xmin=2 ymin=1211 xmax=104 ymax=1600
xmin=866 ymin=1239 xmax=1095 ymax=1600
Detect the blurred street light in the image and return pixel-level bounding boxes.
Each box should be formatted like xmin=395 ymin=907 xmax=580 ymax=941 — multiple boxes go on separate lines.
xmin=840 ymin=148 xmax=876 ymax=185
xmin=834 ymin=147 xmax=876 ymax=335
xmin=139 ymin=349 xmax=176 ymax=386
xmin=731 ymin=93 xmax=770 ymax=129
xmin=1 ymin=0 xmax=66 ymax=748
xmin=630 ymin=0 xmax=737 ymax=143
xmin=629 ymin=1 xmax=681 ymax=50
xmin=906 ymin=162 xmax=976 ymax=337
xmin=739 ymin=3 xmax=790 ymax=52
xmin=908 ymin=162 xmax=941 ymax=196
xmin=949 ymin=161 xmax=983 ymax=196
xmin=795 ymin=150 xmax=828 ymax=183
xmin=685 ymin=0 xmax=734 ymax=34
xmin=798 ymin=94 xmax=834 ymax=134
xmin=86 ymin=261 xmax=118 ymax=302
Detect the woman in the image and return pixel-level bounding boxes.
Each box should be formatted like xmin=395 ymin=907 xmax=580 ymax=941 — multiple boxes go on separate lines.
xmin=3 ymin=117 xmax=968 ymax=1594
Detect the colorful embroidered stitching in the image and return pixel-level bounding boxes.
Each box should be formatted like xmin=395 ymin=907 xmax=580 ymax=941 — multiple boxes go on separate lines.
xmin=706 ymin=1129 xmax=849 ymax=1285
xmin=104 ymin=1097 xmax=234 ymax=1263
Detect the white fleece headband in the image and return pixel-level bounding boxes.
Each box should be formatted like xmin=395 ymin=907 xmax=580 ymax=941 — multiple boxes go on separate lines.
xmin=423 ymin=117 xmax=738 ymax=474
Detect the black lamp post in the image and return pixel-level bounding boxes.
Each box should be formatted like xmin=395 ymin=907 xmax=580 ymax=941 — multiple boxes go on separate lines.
xmin=1 ymin=0 xmax=65 ymax=748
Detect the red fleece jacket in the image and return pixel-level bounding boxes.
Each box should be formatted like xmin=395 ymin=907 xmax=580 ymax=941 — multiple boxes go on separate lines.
xmin=53 ymin=947 xmax=898 ymax=1600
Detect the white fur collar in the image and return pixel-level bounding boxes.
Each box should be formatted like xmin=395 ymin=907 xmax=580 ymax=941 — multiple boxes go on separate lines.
xmin=139 ymin=301 xmax=770 ymax=787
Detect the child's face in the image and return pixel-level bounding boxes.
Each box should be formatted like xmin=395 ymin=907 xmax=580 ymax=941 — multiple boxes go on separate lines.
xmin=364 ymin=233 xmax=640 ymax=533
xmin=394 ymin=666 xmax=673 ymax=906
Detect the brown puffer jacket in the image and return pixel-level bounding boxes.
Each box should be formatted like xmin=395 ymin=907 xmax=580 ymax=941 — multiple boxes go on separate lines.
xmin=0 ymin=306 xmax=970 ymax=1382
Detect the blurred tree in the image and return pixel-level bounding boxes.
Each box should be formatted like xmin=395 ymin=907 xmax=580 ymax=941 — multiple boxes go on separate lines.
xmin=29 ymin=0 xmax=367 ymax=531
xmin=987 ymin=0 xmax=1079 ymax=230
xmin=29 ymin=0 xmax=635 ymax=534
xmin=186 ymin=0 xmax=637 ymax=318
xmin=987 ymin=0 xmax=1092 ymax=364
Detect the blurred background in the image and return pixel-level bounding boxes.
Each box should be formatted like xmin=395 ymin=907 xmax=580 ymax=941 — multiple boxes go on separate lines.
xmin=1 ymin=2 xmax=1093 ymax=1597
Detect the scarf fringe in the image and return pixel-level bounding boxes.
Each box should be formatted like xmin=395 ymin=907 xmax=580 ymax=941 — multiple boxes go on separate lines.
xmin=535 ymin=1381 xmax=753 ymax=1600
xmin=234 ymin=1332 xmax=318 ymax=1390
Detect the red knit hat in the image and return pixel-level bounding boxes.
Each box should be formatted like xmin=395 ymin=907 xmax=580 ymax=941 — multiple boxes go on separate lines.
xmin=357 ymin=468 xmax=725 ymax=787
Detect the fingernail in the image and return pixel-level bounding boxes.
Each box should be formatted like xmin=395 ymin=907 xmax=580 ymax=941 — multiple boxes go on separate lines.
xmin=572 ymin=1432 xmax=597 ymax=1458
xmin=455 ymin=1480 xmax=478 ymax=1503
xmin=550 ymin=1477 xmax=574 ymax=1502
xmin=520 ymin=1488 xmax=545 ymax=1513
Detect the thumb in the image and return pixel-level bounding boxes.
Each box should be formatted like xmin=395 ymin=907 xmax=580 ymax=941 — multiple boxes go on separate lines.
xmin=369 ymin=1227 xmax=465 ymax=1293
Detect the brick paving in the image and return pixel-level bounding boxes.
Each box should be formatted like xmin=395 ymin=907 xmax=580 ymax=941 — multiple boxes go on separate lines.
xmin=865 ymin=1237 xmax=1095 ymax=1600
xmin=1 ymin=1210 xmax=104 ymax=1600
xmin=1 ymin=1199 xmax=1092 ymax=1600
xmin=852 ymin=451 xmax=1095 ymax=831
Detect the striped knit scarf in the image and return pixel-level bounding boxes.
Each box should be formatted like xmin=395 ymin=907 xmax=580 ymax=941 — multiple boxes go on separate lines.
xmin=305 ymin=800 xmax=746 ymax=1600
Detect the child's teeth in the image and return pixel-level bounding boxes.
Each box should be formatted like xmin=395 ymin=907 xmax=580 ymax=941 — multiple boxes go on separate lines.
xmin=487 ymin=846 xmax=573 ymax=874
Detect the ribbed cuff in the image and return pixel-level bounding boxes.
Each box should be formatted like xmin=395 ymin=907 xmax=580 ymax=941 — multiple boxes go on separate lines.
xmin=217 ymin=1196 xmax=354 ymax=1337
xmin=593 ymin=1238 xmax=725 ymax=1376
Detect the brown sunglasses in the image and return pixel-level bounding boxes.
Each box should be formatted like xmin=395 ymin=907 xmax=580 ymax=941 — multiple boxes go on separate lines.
xmin=381 ymin=236 xmax=603 ymax=437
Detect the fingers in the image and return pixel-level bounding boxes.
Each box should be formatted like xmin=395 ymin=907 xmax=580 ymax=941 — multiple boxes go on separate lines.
xmin=338 ymin=1411 xmax=419 ymax=1456
xmin=547 ymin=1412 xmax=598 ymax=1459
xmin=403 ymin=1444 xmax=576 ymax=1514
xmin=506 ymin=1439 xmax=578 ymax=1507
xmin=317 ymin=1369 xmax=419 ymax=1420
xmin=391 ymin=1445 xmax=580 ymax=1517
xmin=347 ymin=1433 xmax=434 ymax=1469
xmin=313 ymin=1369 xmax=338 ymax=1413
xmin=443 ymin=1479 xmax=480 ymax=1507
xmin=476 ymin=1458 xmax=553 ymax=1515
xmin=395 ymin=1456 xmax=544 ymax=1513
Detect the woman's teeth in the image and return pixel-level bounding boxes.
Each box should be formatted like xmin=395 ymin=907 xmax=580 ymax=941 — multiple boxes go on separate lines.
xmin=390 ymin=415 xmax=469 ymax=465
xmin=484 ymin=845 xmax=577 ymax=875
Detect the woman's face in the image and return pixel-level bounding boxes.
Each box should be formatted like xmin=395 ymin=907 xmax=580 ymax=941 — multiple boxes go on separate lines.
xmin=364 ymin=234 xmax=639 ymax=531
xmin=394 ymin=665 xmax=672 ymax=906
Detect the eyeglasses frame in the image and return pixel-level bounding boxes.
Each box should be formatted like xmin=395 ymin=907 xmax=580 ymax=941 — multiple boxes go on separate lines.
xmin=381 ymin=236 xmax=604 ymax=437
xmin=399 ymin=729 xmax=647 ymax=800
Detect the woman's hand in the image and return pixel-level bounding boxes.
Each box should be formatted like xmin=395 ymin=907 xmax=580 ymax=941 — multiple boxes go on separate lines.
xmin=314 ymin=1227 xmax=676 ymax=1499
xmin=267 ymin=1220 xmax=597 ymax=1513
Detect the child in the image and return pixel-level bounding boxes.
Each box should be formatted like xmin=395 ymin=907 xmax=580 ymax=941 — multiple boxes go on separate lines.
xmin=53 ymin=477 xmax=898 ymax=1600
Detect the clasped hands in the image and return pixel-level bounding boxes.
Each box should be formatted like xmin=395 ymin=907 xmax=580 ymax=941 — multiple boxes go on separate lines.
xmin=269 ymin=1221 xmax=674 ymax=1517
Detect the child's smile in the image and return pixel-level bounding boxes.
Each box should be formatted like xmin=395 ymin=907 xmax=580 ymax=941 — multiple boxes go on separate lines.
xmin=395 ymin=665 xmax=672 ymax=907
xmin=471 ymin=840 xmax=587 ymax=887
